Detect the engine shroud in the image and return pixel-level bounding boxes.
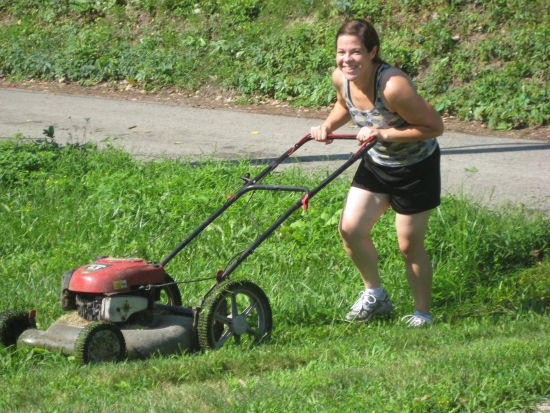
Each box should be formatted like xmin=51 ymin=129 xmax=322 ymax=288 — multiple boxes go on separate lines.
xmin=69 ymin=258 xmax=164 ymax=294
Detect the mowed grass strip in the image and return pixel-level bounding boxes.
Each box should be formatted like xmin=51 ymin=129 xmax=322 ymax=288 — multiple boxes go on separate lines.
xmin=1 ymin=316 xmax=549 ymax=412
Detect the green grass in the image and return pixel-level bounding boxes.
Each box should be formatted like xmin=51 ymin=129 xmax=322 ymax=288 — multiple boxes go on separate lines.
xmin=1 ymin=316 xmax=550 ymax=411
xmin=0 ymin=0 xmax=549 ymax=129
xmin=0 ymin=139 xmax=549 ymax=411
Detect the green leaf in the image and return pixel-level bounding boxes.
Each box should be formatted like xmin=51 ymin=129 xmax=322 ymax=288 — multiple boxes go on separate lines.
xmin=290 ymin=220 xmax=305 ymax=228
xmin=495 ymin=122 xmax=512 ymax=131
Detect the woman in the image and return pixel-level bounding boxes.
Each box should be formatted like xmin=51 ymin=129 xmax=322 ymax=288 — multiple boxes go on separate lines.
xmin=311 ymin=19 xmax=444 ymax=327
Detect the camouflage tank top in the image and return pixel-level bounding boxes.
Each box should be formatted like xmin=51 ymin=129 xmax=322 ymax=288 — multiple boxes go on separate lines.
xmin=344 ymin=64 xmax=438 ymax=167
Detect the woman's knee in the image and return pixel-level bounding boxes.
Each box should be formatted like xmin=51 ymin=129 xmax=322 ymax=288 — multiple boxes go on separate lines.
xmin=398 ymin=237 xmax=427 ymax=260
xmin=339 ymin=215 xmax=375 ymax=248
xmin=338 ymin=215 xmax=363 ymax=243
xmin=395 ymin=211 xmax=431 ymax=259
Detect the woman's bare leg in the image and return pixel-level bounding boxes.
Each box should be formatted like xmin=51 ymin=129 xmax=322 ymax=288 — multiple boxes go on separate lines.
xmin=395 ymin=210 xmax=433 ymax=315
xmin=339 ymin=187 xmax=390 ymax=288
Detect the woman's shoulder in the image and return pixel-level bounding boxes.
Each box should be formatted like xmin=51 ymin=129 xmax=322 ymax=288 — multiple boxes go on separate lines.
xmin=379 ymin=65 xmax=414 ymax=88
xmin=378 ymin=66 xmax=417 ymax=109
xmin=330 ymin=68 xmax=348 ymax=100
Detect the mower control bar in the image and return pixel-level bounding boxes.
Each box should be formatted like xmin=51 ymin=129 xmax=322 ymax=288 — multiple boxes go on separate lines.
xmin=160 ymin=134 xmax=376 ymax=268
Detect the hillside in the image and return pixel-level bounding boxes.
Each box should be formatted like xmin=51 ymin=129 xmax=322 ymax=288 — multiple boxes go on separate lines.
xmin=0 ymin=0 xmax=548 ymax=129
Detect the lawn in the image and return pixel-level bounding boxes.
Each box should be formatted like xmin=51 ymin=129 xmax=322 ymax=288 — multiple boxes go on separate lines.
xmin=0 ymin=138 xmax=549 ymax=411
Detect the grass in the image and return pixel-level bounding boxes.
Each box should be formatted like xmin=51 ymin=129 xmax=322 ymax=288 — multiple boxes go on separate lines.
xmin=0 ymin=138 xmax=549 ymax=411
xmin=1 ymin=316 xmax=549 ymax=411
xmin=0 ymin=0 xmax=549 ymax=129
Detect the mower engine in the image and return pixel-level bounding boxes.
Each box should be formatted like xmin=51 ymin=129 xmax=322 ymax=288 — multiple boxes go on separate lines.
xmin=61 ymin=257 xmax=168 ymax=324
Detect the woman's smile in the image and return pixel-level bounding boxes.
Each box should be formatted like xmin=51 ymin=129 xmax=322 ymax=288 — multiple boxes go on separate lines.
xmin=336 ymin=34 xmax=374 ymax=81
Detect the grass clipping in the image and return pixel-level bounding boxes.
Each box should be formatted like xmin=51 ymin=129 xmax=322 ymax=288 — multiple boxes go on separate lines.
xmin=56 ymin=312 xmax=92 ymax=327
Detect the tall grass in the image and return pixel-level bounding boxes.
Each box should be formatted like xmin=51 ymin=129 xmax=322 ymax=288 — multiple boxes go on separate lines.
xmin=1 ymin=138 xmax=548 ymax=323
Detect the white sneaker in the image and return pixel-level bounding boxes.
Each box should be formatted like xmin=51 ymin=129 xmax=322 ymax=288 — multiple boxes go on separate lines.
xmin=401 ymin=313 xmax=432 ymax=327
xmin=345 ymin=290 xmax=393 ymax=322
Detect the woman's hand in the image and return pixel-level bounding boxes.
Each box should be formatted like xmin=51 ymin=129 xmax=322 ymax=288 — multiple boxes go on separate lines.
xmin=310 ymin=125 xmax=334 ymax=145
xmin=356 ymin=126 xmax=388 ymax=145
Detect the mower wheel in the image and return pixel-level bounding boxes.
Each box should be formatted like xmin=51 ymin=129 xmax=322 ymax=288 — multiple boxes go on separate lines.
xmin=198 ymin=280 xmax=272 ymax=351
xmin=156 ymin=273 xmax=183 ymax=306
xmin=74 ymin=321 xmax=126 ymax=365
xmin=0 ymin=310 xmax=32 ymax=347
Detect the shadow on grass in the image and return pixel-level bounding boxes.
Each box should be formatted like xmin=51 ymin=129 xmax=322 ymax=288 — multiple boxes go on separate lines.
xmin=521 ymin=297 xmax=550 ymax=313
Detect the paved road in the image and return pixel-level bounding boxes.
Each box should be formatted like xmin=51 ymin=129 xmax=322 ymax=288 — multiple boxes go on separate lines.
xmin=1 ymin=88 xmax=549 ymax=211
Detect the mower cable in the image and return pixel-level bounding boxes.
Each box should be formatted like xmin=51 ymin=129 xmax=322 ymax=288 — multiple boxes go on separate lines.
xmin=139 ymin=276 xmax=217 ymax=290
xmin=224 ymin=181 xmax=298 ymax=273
xmin=242 ymin=190 xmax=261 ymax=237
xmin=223 ymin=248 xmax=247 ymax=273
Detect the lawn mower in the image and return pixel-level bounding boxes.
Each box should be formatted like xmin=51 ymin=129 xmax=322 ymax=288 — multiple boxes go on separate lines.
xmin=0 ymin=133 xmax=376 ymax=365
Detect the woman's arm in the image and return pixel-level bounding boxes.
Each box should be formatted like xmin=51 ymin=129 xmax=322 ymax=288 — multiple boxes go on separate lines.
xmin=357 ymin=67 xmax=444 ymax=144
xmin=311 ymin=69 xmax=352 ymax=143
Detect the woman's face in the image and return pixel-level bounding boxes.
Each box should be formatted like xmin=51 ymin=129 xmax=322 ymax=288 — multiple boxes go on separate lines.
xmin=336 ymin=35 xmax=378 ymax=81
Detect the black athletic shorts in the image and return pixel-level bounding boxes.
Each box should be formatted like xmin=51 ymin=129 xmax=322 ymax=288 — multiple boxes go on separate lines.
xmin=351 ymin=145 xmax=441 ymax=215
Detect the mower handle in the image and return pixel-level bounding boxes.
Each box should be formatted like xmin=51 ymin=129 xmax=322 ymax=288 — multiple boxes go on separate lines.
xmin=325 ymin=133 xmax=357 ymax=139
xmin=160 ymin=133 xmax=376 ymax=267
xmin=296 ymin=133 xmax=358 ymax=141
xmin=287 ymin=133 xmax=372 ymax=156
xmin=295 ymin=133 xmax=358 ymax=146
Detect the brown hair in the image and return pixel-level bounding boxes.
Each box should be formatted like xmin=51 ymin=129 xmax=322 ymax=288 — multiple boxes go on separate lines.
xmin=336 ymin=19 xmax=384 ymax=64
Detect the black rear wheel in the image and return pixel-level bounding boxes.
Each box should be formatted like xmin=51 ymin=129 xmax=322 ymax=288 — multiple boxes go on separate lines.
xmin=0 ymin=310 xmax=31 ymax=347
xmin=156 ymin=272 xmax=183 ymax=306
xmin=198 ymin=280 xmax=272 ymax=350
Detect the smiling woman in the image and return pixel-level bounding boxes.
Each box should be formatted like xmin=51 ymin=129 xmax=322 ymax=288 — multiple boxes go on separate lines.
xmin=311 ymin=19 xmax=444 ymax=328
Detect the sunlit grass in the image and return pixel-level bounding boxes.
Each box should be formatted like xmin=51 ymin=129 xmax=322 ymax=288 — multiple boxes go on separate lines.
xmin=0 ymin=139 xmax=549 ymax=411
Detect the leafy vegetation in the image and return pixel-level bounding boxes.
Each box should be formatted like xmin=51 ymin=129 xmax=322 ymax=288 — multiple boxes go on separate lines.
xmin=0 ymin=139 xmax=549 ymax=411
xmin=0 ymin=0 xmax=548 ymax=129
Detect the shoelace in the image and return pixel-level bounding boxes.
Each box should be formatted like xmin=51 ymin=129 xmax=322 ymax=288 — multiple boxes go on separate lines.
xmin=401 ymin=314 xmax=430 ymax=327
xmin=351 ymin=291 xmax=377 ymax=311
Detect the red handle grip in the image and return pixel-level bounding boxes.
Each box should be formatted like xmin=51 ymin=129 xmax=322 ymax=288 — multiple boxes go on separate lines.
xmin=326 ymin=133 xmax=357 ymax=139
xmin=288 ymin=133 xmax=375 ymax=157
